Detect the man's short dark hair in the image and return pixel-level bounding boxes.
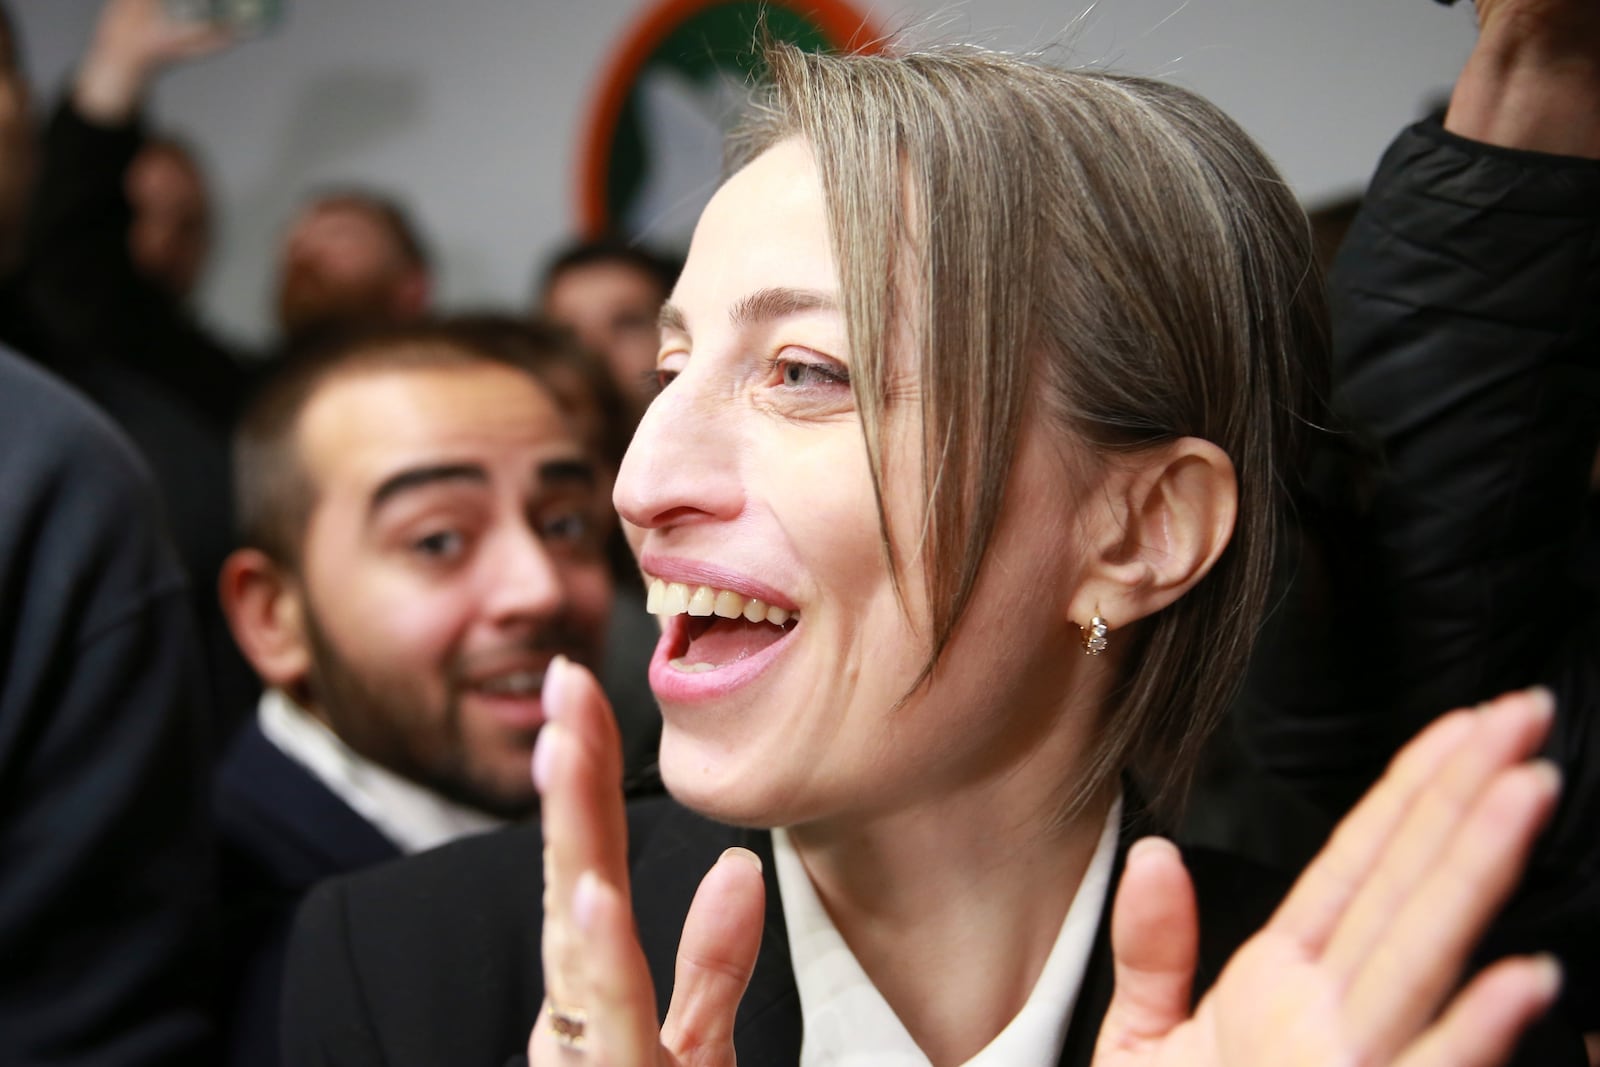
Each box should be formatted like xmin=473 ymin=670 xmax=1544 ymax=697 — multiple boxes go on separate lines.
xmin=445 ymin=311 xmax=632 ymax=469
xmin=305 ymin=186 xmax=432 ymax=274
xmin=536 ymin=236 xmax=681 ymax=303
xmin=0 ymin=4 xmax=19 ymax=76
xmin=233 ymin=317 xmax=589 ymax=568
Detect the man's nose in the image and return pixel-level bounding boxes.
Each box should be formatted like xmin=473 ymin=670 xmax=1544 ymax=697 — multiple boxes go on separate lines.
xmin=482 ymin=526 xmax=566 ymax=625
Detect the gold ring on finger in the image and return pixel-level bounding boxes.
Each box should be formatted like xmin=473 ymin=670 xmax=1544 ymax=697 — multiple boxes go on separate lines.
xmin=548 ymin=1002 xmax=588 ymax=1052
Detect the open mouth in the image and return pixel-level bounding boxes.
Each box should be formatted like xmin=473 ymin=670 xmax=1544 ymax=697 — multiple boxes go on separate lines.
xmin=646 ymin=578 xmax=799 ymax=672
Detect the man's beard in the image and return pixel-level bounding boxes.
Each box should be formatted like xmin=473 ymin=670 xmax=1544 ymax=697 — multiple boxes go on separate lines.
xmin=275 ymin=266 xmax=390 ymax=341
xmin=295 ymin=602 xmax=600 ymax=820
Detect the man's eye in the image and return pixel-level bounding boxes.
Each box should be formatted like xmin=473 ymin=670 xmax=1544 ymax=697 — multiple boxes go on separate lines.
xmin=412 ymin=530 xmax=464 ymax=559
xmin=541 ymin=512 xmax=590 ymax=544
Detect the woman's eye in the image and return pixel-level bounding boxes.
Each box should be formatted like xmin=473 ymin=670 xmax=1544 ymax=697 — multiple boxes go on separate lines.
xmin=773 ymin=353 xmax=849 ymax=389
xmin=649 ymin=366 xmax=678 ymax=394
xmin=412 ymin=529 xmax=465 ymax=560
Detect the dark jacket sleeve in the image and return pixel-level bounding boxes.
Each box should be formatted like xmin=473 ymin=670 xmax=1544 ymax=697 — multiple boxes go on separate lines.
xmin=22 ymin=97 xmax=248 ymax=420
xmin=0 ymin=350 xmax=217 ymax=1064
xmin=279 ymin=880 xmax=388 ymax=1067
xmin=1314 ymin=121 xmax=1600 ymax=1027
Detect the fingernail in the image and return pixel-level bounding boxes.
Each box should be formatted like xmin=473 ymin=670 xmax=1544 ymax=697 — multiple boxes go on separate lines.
xmin=574 ymin=869 xmax=602 ymax=933
xmin=1525 ymin=685 xmax=1556 ymax=720
xmin=721 ymin=846 xmax=763 ymax=874
xmin=532 ymin=725 xmax=559 ymax=793
xmin=1532 ymin=953 xmax=1564 ymax=998
xmin=543 ymin=655 xmax=569 ymax=723
xmin=1127 ymin=836 xmax=1176 ymax=867
xmin=1529 ymin=758 xmax=1564 ymax=796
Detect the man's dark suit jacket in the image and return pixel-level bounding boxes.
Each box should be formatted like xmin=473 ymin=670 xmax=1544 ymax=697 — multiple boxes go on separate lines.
xmin=216 ymin=721 xmax=400 ymax=1067
xmin=283 ymin=795 xmax=1288 ymax=1066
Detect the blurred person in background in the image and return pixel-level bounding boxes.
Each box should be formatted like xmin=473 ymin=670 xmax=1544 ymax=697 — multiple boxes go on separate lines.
xmin=125 ymin=133 xmax=211 ymax=301
xmin=21 ymin=0 xmax=439 ymax=741
xmin=450 ymin=312 xmax=663 ymax=787
xmin=275 ymin=188 xmax=431 ymax=342
xmin=0 ymin=348 xmax=218 ymax=1067
xmin=0 ymin=11 xmax=216 ymax=1064
xmin=536 ymin=237 xmax=679 ymax=425
xmin=213 ymin=320 xmax=613 ymax=1067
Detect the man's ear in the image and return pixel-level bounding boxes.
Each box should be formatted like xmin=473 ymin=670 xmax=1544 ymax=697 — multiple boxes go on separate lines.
xmin=218 ymin=548 xmax=312 ymax=691
xmin=1068 ymin=437 xmax=1237 ymax=635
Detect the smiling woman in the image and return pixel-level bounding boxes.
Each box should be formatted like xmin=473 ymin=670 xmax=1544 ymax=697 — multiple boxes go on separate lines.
xmin=283 ymin=40 xmax=1574 ymax=1067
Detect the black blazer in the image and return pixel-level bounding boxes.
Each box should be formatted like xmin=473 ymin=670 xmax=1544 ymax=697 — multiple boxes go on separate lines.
xmin=217 ymin=721 xmax=400 ymax=1067
xmin=283 ymin=795 xmax=1288 ymax=1066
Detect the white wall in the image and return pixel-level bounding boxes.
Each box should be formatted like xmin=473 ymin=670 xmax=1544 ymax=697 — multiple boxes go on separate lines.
xmin=13 ymin=0 xmax=1479 ymax=346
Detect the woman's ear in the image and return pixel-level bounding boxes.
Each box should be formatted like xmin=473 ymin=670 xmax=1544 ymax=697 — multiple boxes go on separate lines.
xmin=1068 ymin=437 xmax=1236 ymax=634
xmin=218 ymin=548 xmax=312 ymax=692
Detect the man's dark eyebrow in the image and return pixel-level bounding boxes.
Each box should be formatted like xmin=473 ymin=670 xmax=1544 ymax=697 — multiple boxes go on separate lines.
xmin=369 ymin=464 xmax=488 ymax=515
xmin=537 ymin=456 xmax=597 ymax=490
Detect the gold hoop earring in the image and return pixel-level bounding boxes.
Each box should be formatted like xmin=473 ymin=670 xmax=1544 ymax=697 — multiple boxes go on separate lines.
xmin=1083 ymin=616 xmax=1109 ymax=656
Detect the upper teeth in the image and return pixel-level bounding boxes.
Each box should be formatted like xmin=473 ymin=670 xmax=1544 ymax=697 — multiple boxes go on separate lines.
xmin=645 ymin=578 xmax=796 ymax=626
xmin=479 ymin=671 xmax=542 ymax=695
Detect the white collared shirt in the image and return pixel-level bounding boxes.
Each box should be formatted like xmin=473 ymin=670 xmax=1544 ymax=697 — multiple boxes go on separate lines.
xmin=773 ymin=795 xmax=1121 ymax=1067
xmin=256 ymin=687 xmax=506 ymax=855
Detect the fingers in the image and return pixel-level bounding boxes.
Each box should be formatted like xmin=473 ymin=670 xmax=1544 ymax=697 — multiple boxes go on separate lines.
xmin=1271 ymin=688 xmax=1551 ymax=956
xmin=1343 ymin=756 xmax=1561 ymax=1057
xmin=1321 ymin=690 xmax=1553 ymax=979
xmin=1269 ymin=708 xmax=1478 ymax=952
xmin=1266 ymin=686 xmax=1561 ymax=1064
xmin=660 ymin=848 xmax=767 ymax=1066
xmin=535 ymin=657 xmax=633 ymax=1018
xmin=1094 ymin=837 xmax=1199 ymax=1056
xmin=528 ymin=871 xmax=661 ymax=1066
xmin=1396 ymin=955 xmax=1563 ymax=1067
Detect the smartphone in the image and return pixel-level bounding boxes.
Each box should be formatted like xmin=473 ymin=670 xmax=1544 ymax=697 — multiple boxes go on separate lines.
xmin=164 ymin=0 xmax=283 ymax=35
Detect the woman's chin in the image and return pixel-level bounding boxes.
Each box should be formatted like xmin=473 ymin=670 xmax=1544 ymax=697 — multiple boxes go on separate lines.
xmin=657 ymin=736 xmax=798 ymax=830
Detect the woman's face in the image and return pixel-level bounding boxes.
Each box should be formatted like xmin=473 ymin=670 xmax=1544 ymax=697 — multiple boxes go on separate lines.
xmin=615 ymin=139 xmax=1104 ymax=831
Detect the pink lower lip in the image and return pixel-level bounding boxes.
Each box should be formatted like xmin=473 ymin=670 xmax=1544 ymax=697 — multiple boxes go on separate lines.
xmin=647 ymin=614 xmax=799 ymax=705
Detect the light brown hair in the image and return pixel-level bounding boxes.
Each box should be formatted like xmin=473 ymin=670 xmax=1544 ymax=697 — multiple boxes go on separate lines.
xmin=730 ymin=45 xmax=1328 ymax=817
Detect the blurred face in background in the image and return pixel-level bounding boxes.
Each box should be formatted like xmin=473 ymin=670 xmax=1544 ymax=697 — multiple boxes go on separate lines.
xmin=126 ymin=142 xmax=211 ymax=300
xmin=276 ymin=199 xmax=427 ymax=339
xmin=544 ymin=260 xmax=668 ymax=419
xmin=0 ymin=8 xmax=35 ymax=273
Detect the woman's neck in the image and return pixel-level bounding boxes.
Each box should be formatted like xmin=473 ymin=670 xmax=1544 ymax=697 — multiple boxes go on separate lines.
xmin=787 ymin=777 xmax=1117 ymax=1066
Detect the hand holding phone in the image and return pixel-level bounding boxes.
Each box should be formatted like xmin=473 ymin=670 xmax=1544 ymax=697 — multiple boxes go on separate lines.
xmin=163 ymin=0 xmax=282 ymax=37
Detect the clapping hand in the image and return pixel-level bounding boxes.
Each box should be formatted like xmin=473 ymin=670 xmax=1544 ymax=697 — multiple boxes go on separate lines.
xmin=527 ymin=657 xmax=765 ymax=1066
xmin=1095 ymin=688 xmax=1562 ymax=1067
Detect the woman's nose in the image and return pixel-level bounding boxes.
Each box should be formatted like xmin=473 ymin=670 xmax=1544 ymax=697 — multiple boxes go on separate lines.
xmin=613 ymin=366 xmax=744 ymax=532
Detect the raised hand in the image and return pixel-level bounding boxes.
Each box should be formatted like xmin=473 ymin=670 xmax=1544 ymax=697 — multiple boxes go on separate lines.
xmin=75 ymin=0 xmax=235 ymax=125
xmin=1095 ymin=688 xmax=1564 ymax=1067
xmin=527 ymin=657 xmax=766 ymax=1066
xmin=1447 ymin=0 xmax=1600 ymax=156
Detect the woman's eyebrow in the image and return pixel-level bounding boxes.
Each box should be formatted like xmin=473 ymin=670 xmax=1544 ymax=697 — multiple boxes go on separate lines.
xmin=729 ymin=286 xmax=837 ymax=329
xmin=658 ymin=303 xmax=688 ymax=335
xmin=657 ymin=287 xmax=838 ymax=339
